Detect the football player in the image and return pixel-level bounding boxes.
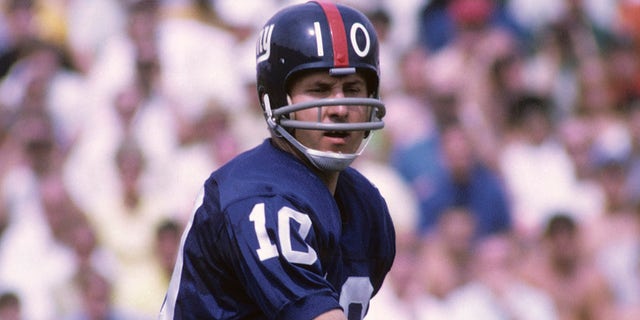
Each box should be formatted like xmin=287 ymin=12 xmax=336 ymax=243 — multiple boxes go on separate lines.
xmin=159 ymin=1 xmax=395 ymax=319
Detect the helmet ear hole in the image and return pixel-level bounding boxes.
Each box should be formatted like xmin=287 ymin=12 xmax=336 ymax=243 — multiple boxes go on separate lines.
xmin=261 ymin=93 xmax=272 ymax=118
xmin=257 ymin=86 xmax=267 ymax=106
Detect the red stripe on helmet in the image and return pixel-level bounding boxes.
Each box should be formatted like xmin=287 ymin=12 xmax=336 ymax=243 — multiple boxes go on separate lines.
xmin=315 ymin=1 xmax=349 ymax=67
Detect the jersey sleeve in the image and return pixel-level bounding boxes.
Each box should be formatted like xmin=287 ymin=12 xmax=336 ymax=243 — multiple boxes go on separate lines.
xmin=220 ymin=195 xmax=342 ymax=320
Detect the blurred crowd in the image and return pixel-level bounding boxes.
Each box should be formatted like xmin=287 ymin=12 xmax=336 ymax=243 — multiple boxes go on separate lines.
xmin=0 ymin=0 xmax=639 ymax=319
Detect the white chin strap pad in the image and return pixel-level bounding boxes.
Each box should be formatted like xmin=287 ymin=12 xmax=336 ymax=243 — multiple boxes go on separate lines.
xmin=275 ymin=125 xmax=365 ymax=171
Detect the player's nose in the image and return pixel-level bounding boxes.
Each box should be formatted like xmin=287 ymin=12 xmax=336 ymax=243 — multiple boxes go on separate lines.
xmin=325 ymin=103 xmax=349 ymax=122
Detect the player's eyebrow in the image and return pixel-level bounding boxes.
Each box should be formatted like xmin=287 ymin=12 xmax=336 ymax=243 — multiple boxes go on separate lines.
xmin=343 ymin=77 xmax=366 ymax=87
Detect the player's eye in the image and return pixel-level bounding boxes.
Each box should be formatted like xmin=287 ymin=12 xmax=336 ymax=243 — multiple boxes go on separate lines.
xmin=344 ymin=85 xmax=364 ymax=97
xmin=307 ymin=84 xmax=331 ymax=95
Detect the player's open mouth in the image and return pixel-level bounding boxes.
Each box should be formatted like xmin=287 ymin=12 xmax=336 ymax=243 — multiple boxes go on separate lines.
xmin=324 ymin=131 xmax=349 ymax=138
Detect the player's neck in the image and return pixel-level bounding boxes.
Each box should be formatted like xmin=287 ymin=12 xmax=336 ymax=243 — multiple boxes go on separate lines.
xmin=316 ymin=171 xmax=339 ymax=195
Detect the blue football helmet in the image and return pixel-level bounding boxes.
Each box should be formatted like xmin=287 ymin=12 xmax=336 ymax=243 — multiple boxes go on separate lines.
xmin=256 ymin=0 xmax=386 ymax=171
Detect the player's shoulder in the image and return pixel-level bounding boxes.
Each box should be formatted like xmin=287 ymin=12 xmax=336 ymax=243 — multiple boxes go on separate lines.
xmin=216 ymin=140 xmax=308 ymax=177
xmin=210 ymin=140 xmax=301 ymax=185
xmin=205 ymin=139 xmax=331 ymax=209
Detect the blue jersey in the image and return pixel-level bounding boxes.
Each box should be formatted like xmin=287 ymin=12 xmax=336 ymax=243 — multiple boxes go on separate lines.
xmin=160 ymin=139 xmax=395 ymax=320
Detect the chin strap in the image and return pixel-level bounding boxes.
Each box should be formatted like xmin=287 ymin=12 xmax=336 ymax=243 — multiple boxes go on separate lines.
xmin=275 ymin=124 xmax=366 ymax=171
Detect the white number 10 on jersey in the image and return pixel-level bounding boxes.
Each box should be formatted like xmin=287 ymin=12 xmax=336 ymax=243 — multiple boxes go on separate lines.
xmin=249 ymin=203 xmax=318 ymax=265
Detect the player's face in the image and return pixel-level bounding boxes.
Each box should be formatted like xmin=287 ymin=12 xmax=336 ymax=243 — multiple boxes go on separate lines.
xmin=288 ymin=71 xmax=370 ymax=155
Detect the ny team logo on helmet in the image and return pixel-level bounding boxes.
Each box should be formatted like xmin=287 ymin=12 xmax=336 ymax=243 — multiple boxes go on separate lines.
xmin=255 ymin=0 xmax=386 ymax=171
